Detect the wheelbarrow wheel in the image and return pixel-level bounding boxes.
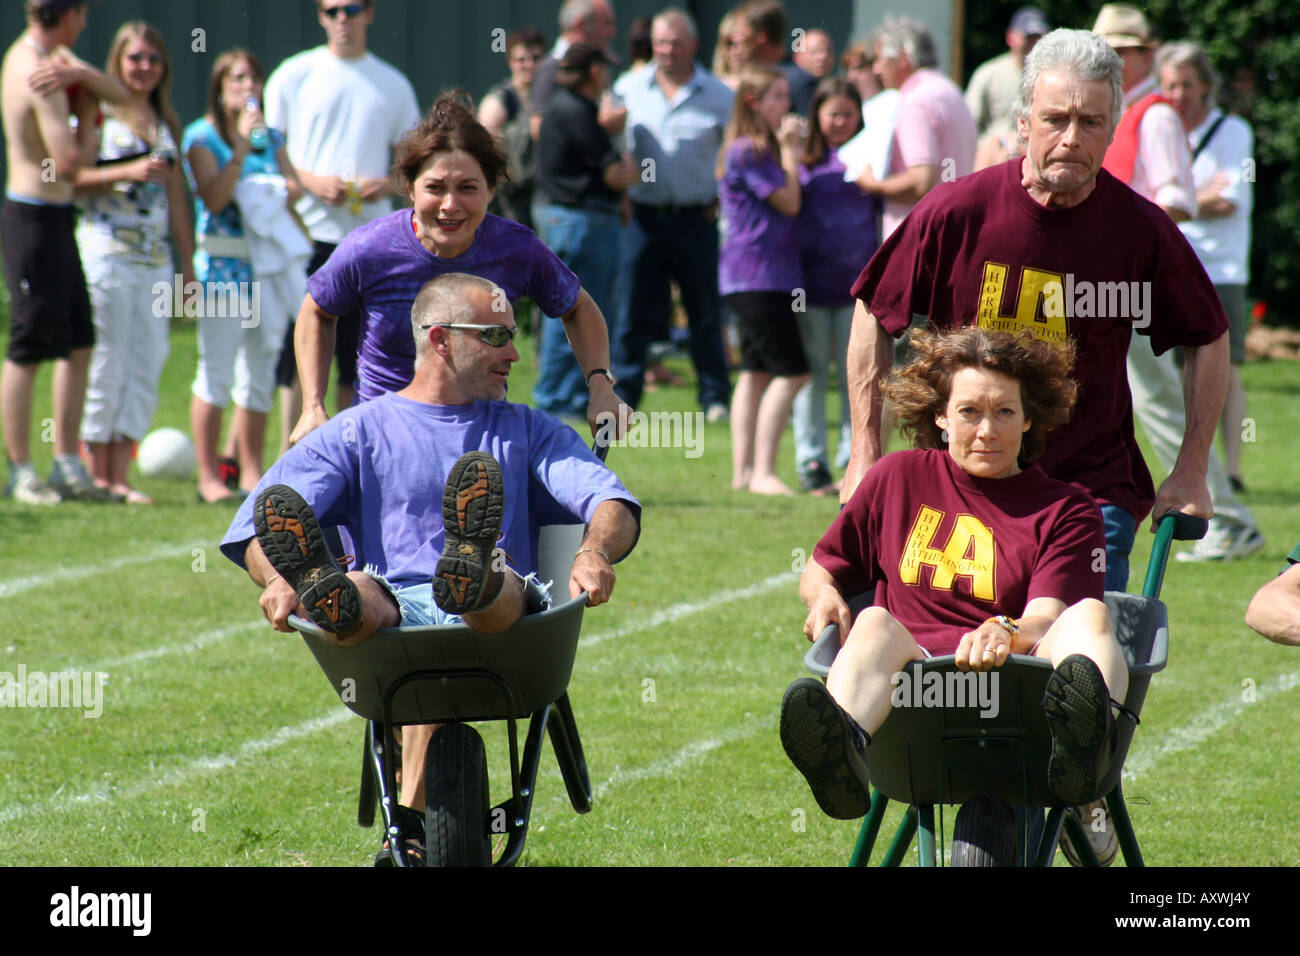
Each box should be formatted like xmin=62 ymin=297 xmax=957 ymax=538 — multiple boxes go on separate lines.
xmin=951 ymin=796 xmax=1018 ymax=867
xmin=424 ymin=722 xmax=492 ymax=867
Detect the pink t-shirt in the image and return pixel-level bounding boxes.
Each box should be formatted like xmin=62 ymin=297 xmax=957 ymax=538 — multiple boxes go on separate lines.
xmin=813 ymin=449 xmax=1104 ymax=655
xmin=883 ymin=68 xmax=977 ymax=237
xmin=850 ymin=158 xmax=1228 ymax=522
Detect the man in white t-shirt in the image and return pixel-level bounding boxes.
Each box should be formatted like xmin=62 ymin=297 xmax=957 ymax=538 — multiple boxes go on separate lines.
xmin=264 ymin=0 xmax=420 ymax=417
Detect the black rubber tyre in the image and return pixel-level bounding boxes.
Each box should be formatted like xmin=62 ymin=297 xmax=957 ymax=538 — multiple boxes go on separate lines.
xmin=424 ymin=723 xmax=492 ymax=867
xmin=951 ymin=796 xmax=1018 ymax=867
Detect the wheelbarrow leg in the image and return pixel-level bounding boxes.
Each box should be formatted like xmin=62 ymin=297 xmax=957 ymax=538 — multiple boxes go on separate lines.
xmin=849 ymin=787 xmax=889 ymax=867
xmin=1110 ymin=783 xmax=1145 ymax=867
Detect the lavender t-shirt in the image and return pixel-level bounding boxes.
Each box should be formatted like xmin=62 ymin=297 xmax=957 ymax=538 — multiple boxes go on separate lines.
xmin=308 ymin=212 xmax=583 ymax=400
xmin=796 ymin=152 xmax=880 ymax=307
xmin=221 ymin=392 xmax=640 ymax=590
xmin=718 ymin=137 xmax=801 ymax=295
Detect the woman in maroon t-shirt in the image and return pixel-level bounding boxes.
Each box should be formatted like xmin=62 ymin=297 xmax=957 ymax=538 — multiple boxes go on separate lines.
xmin=781 ymin=327 xmax=1130 ymax=820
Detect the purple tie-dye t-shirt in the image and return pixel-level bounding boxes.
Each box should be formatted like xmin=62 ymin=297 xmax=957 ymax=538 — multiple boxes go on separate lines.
xmin=718 ymin=137 xmax=802 ymax=296
xmin=308 ymin=211 xmax=582 ymax=401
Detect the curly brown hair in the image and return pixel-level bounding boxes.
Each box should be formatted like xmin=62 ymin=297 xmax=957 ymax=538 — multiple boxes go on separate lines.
xmin=393 ymin=90 xmax=508 ymax=191
xmin=884 ymin=327 xmax=1078 ymax=464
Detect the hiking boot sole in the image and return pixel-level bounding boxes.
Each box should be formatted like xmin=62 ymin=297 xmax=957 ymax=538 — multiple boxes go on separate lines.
xmin=254 ymin=483 xmax=361 ymax=635
xmin=1043 ymin=654 xmax=1114 ymax=805
xmin=434 ymin=452 xmax=505 ymax=616
xmin=780 ymin=678 xmax=870 ymax=820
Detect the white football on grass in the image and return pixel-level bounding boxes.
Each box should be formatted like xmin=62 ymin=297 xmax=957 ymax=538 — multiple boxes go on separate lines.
xmin=137 ymin=428 xmax=197 ymax=480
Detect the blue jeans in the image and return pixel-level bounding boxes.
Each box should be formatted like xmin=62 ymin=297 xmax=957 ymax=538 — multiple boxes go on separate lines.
xmin=532 ymin=201 xmax=621 ymax=418
xmin=611 ymin=203 xmax=731 ymax=410
xmin=1100 ymin=504 xmax=1137 ymax=593
xmin=792 ymin=305 xmax=853 ymax=472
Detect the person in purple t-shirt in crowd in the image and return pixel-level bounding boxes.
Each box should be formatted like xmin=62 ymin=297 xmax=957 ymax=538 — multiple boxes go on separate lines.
xmin=718 ymin=66 xmax=809 ymax=496
xmin=782 ymin=328 xmax=1129 ymax=822
xmin=222 ymin=273 xmax=640 ymax=852
xmin=792 ymin=77 xmax=879 ymax=496
xmin=289 ymin=92 xmax=628 ymax=447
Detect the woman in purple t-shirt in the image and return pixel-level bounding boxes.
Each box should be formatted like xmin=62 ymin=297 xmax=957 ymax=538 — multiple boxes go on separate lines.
xmin=717 ymin=68 xmax=809 ymax=496
xmin=781 ymin=328 xmax=1133 ymax=820
xmin=289 ymin=93 xmax=623 ymax=446
xmin=793 ymin=78 xmax=879 ymax=496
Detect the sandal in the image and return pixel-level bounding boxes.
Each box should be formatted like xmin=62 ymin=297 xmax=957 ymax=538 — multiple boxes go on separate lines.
xmin=373 ymin=804 xmax=426 ymax=866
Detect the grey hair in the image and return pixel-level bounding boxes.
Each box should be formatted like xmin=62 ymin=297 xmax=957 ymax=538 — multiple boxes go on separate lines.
xmin=559 ymin=0 xmax=599 ymax=34
xmin=1016 ymin=28 xmax=1123 ymax=133
xmin=411 ymin=273 xmax=503 ymax=363
xmin=872 ymin=16 xmax=937 ymax=69
xmin=1155 ymin=40 xmax=1219 ymax=108
xmin=653 ymin=7 xmax=698 ymax=41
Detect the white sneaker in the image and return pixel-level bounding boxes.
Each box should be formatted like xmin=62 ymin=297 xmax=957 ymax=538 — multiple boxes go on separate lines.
xmin=1175 ymin=520 xmax=1265 ymax=562
xmin=7 ymin=469 xmax=61 ymax=505
xmin=705 ymin=403 xmax=729 ymax=424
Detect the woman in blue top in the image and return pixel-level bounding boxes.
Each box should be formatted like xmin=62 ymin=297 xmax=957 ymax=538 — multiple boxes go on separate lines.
xmin=793 ymin=77 xmax=880 ymax=495
xmin=183 ymin=49 xmax=302 ymax=503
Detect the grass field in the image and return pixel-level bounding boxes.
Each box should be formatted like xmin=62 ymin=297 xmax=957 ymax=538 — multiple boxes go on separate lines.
xmin=1 ymin=317 xmax=1298 ymax=867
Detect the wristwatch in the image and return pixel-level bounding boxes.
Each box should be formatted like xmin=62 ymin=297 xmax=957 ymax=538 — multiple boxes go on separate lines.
xmin=586 ymin=368 xmax=614 ymax=388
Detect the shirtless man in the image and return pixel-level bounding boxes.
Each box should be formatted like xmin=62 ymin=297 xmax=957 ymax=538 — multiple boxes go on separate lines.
xmin=1 ymin=0 xmax=126 ymax=503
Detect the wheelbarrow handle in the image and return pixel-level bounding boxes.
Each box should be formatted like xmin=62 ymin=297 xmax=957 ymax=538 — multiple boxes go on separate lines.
xmin=1142 ymin=511 xmax=1209 ymax=599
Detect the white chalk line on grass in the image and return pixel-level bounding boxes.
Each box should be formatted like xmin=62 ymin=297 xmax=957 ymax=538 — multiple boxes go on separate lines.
xmin=1124 ymin=667 xmax=1300 ymax=782
xmin=0 ymin=710 xmax=353 ymax=826
xmin=579 ymin=571 xmax=797 ymax=649
xmin=0 ymin=540 xmax=207 ymax=600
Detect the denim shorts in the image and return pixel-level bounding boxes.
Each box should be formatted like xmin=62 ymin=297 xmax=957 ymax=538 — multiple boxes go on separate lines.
xmin=366 ymin=566 xmax=552 ymax=627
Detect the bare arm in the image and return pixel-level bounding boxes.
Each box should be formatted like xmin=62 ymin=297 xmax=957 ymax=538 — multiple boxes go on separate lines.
xmin=28 ymin=47 xmax=128 ymax=105
xmin=1245 ymin=564 xmax=1300 ymax=646
xmin=274 ymin=144 xmax=305 ymax=204
xmin=840 ymin=300 xmax=895 ymax=503
xmin=1149 ymin=333 xmax=1227 ymax=530
xmin=478 ymin=91 xmax=509 ymax=138
xmin=30 ymin=88 xmax=82 ymax=177
xmin=799 ymin=556 xmax=853 ymax=645
xmin=187 ymin=139 xmax=250 ymax=215
xmin=561 ymin=288 xmax=630 ymax=438
xmin=244 ymin=538 xmax=308 ymax=633
xmin=856 ymin=163 xmax=939 ymax=203
xmin=953 ymin=596 xmax=1065 ymax=672
xmin=569 ymin=499 xmax=640 ymax=606
xmin=765 ymin=115 xmax=805 ymax=216
xmin=289 ymin=293 xmax=339 ymax=445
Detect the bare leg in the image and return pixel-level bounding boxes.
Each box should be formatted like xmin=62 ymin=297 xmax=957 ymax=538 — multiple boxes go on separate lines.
xmin=232 ymin=406 xmax=268 ymax=490
xmin=51 ymin=348 xmax=91 ymax=457
xmin=192 ymin=394 xmax=231 ymax=502
xmin=730 ymin=370 xmax=768 ymax=489
xmin=1034 ymin=598 xmax=1129 ymax=705
xmin=0 ymin=359 xmax=39 ymax=464
xmin=279 ymin=382 xmax=301 ymax=456
xmin=749 ymin=372 xmax=808 ymax=495
xmin=826 ymin=606 xmax=926 ymax=737
xmin=1220 ymin=364 xmax=1246 ymax=482
xmin=86 ymin=440 xmax=113 ymax=487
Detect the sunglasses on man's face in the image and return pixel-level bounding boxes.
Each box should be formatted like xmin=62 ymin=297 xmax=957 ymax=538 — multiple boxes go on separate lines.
xmin=321 ymin=4 xmax=365 ymax=20
xmin=422 ymin=323 xmax=517 ymax=347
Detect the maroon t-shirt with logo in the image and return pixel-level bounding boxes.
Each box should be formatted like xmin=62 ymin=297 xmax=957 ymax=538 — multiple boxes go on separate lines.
xmin=849 ymin=159 xmax=1228 ymax=521
xmin=813 ymin=449 xmax=1105 ymax=655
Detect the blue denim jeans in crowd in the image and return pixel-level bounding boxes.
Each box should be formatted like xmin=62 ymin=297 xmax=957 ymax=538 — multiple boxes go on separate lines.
xmin=611 ymin=203 xmax=731 ymax=410
xmin=532 ymin=200 xmax=621 ymax=418
xmin=1100 ymin=504 xmax=1137 ymax=593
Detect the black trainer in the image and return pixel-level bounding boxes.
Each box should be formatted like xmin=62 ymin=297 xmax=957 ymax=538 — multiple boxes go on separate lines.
xmin=1043 ymin=654 xmax=1116 ymax=805
xmin=254 ymin=484 xmax=361 ymax=635
xmin=780 ymin=678 xmax=872 ymax=820
xmin=434 ymin=452 xmax=505 ymax=616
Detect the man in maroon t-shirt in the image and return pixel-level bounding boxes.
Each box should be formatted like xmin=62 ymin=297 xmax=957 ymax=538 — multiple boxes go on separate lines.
xmin=841 ymin=28 xmax=1229 ymax=594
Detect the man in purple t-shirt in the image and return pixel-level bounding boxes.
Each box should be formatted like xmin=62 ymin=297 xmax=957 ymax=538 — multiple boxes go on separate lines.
xmin=842 ymin=29 xmax=1229 ymax=594
xmin=222 ymin=273 xmax=640 ymax=822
